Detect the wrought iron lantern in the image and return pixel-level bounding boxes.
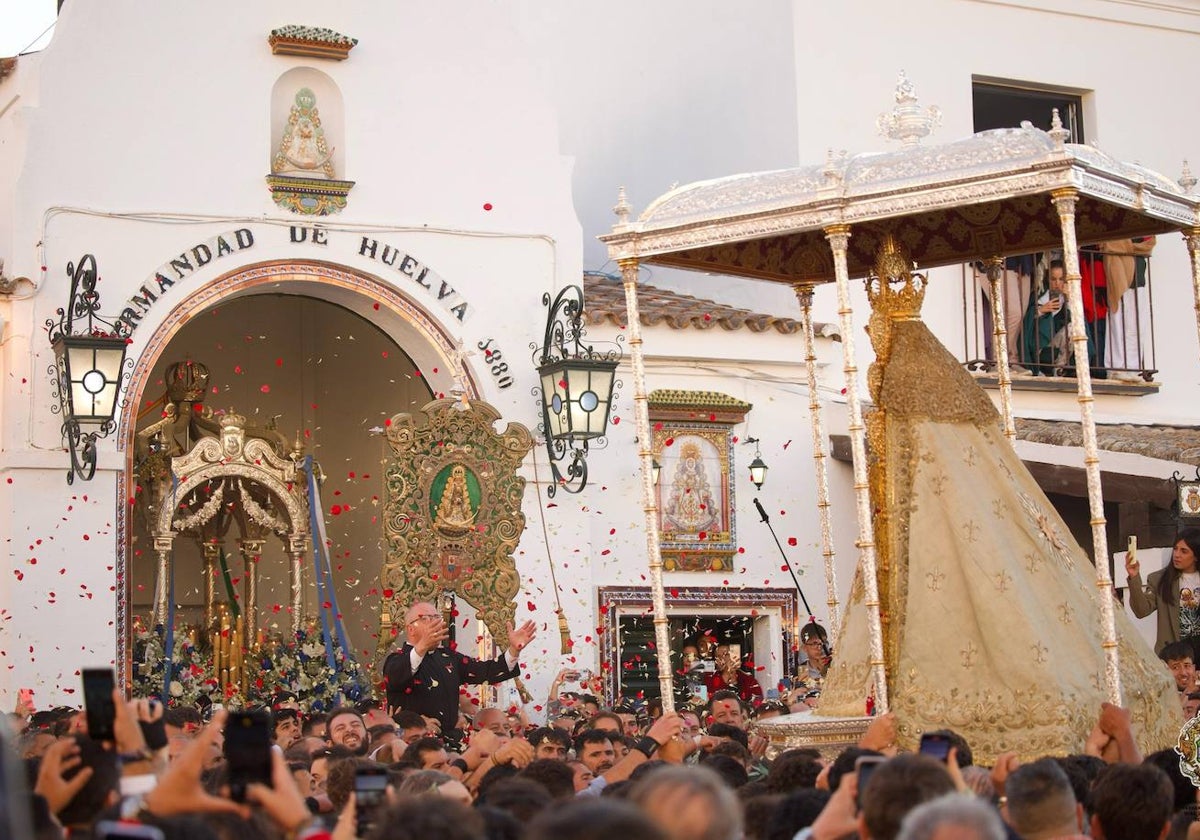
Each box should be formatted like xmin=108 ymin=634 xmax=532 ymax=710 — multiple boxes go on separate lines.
xmin=746 ymin=436 xmax=769 ymax=490
xmin=46 ymin=255 xmax=131 ymax=484
xmin=652 ymin=458 xmax=661 ymax=486
xmin=1175 ymin=467 xmax=1200 ymax=523
xmin=533 ymin=285 xmax=621 ymax=496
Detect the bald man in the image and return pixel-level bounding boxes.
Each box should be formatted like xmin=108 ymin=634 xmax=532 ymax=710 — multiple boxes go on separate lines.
xmin=383 ymin=601 xmax=536 ymax=738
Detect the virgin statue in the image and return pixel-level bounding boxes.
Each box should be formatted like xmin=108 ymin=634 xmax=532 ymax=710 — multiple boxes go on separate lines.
xmin=272 ymin=87 xmax=336 ymax=179
xmin=814 ymin=238 xmax=1178 ymax=762
xmin=434 ymin=464 xmax=476 ymax=535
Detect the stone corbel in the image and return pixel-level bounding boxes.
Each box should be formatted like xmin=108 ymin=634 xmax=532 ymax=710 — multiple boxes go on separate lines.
xmin=0 ymin=259 xmax=35 ymax=297
xmin=265 ymin=174 xmax=355 ymax=216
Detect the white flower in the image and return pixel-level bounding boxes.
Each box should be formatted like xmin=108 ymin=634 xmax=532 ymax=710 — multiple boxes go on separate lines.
xmin=169 ymin=681 xmax=184 ymax=698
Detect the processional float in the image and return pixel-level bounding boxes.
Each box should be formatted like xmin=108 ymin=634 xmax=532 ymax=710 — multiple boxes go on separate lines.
xmin=601 ymin=75 xmax=1199 ymax=760
xmin=134 ymin=360 xmax=321 ymax=696
xmin=134 ymin=357 xmax=536 ymax=706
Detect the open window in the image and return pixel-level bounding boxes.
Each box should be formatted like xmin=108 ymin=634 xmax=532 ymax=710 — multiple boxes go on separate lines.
xmin=598 ymin=586 xmax=799 ymax=708
xmin=972 ymin=78 xmax=1086 ymax=143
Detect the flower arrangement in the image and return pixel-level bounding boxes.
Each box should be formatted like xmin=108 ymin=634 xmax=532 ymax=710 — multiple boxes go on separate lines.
xmin=131 ymin=622 xmax=220 ymax=707
xmin=254 ymin=626 xmax=369 ymax=713
xmin=131 ymin=619 xmax=368 ymax=712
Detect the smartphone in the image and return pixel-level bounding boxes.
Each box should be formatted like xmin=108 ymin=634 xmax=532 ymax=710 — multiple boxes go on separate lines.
xmin=82 ymin=668 xmax=117 ymax=742
xmin=355 ymin=766 xmax=390 ymax=836
xmin=855 ymin=755 xmax=886 ymax=810
xmin=224 ymin=710 xmax=273 ymax=803
xmin=95 ymin=821 xmax=166 ymax=840
xmin=919 ymin=732 xmax=952 ymax=763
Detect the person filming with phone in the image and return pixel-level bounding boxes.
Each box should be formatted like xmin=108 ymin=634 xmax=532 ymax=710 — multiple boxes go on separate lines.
xmin=1022 ymin=260 xmax=1070 ymax=375
xmin=383 ymin=601 xmax=537 ymax=743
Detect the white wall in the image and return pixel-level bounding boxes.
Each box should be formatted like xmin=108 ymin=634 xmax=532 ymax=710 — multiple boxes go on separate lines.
xmin=792 ymin=0 xmax=1200 ymax=432
xmin=0 ymin=0 xmax=583 ymax=704
xmin=3 ymin=0 xmax=1196 ymax=708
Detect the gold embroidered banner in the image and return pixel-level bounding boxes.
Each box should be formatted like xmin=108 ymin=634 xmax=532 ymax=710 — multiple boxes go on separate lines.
xmin=378 ymin=398 xmax=533 ymax=663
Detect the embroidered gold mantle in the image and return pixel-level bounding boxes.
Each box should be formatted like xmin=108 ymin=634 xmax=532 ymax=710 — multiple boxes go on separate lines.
xmin=816 ymin=258 xmax=1178 ymax=762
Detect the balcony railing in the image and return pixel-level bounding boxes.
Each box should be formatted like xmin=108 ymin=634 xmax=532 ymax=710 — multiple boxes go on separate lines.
xmin=958 ymin=244 xmax=1158 ymax=391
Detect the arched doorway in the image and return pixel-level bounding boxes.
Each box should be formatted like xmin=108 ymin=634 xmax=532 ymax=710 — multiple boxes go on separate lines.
xmin=117 ymin=260 xmax=477 ymax=692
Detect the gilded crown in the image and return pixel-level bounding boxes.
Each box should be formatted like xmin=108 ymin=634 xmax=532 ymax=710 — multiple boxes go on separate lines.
xmin=165 ymin=359 xmax=210 ymax=403
xmin=219 ymin=410 xmax=247 ymax=429
xmin=865 ymin=235 xmax=927 ymax=321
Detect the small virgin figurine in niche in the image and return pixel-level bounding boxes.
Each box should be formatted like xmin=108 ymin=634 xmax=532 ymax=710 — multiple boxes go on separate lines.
xmin=273 ymin=87 xmax=336 ymax=179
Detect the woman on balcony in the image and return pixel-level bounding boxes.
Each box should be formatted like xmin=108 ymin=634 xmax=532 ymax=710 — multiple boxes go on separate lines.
xmin=1022 ymin=257 xmax=1105 ymax=379
xmin=1022 ymin=260 xmax=1069 ymax=375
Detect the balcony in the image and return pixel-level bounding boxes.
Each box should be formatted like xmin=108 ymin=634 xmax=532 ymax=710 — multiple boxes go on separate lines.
xmin=957 ymin=244 xmax=1159 ymax=395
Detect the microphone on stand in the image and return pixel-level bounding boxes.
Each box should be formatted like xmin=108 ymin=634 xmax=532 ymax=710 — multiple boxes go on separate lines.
xmin=753 ymin=498 xmax=831 ymax=660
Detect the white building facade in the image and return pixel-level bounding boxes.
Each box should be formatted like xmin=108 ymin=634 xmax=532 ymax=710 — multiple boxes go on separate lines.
xmin=0 ymin=0 xmax=1196 ymax=708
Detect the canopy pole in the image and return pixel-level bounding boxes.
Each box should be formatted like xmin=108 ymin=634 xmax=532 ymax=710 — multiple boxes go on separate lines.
xmin=619 ymin=257 xmax=676 ymax=713
xmin=1051 ymin=188 xmax=1122 ymax=705
xmin=1186 ymin=227 xmax=1200 ymax=359
xmin=793 ymin=282 xmax=841 ymax=639
xmin=241 ymin=538 xmax=264 ymax=644
xmin=152 ymin=537 xmax=172 ymax=627
xmin=823 ymin=225 xmax=888 ymax=713
xmin=202 ymin=542 xmax=219 ymax=629
xmin=984 ymin=257 xmax=1017 ymax=442
xmin=289 ymin=539 xmax=305 ymax=635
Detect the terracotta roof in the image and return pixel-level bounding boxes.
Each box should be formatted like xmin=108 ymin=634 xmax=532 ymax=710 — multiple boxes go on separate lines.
xmin=582 ymin=271 xmax=815 ymax=335
xmin=1016 ymin=418 xmax=1200 ymax=466
xmin=648 ymin=390 xmax=752 ymax=411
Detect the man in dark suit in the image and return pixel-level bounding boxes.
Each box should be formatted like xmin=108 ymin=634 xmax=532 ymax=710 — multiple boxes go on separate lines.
xmin=383 ymin=601 xmax=536 ymax=739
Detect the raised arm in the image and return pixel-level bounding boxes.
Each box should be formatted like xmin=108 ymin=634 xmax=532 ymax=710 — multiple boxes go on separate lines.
xmin=1124 ymin=555 xmax=1157 ymax=619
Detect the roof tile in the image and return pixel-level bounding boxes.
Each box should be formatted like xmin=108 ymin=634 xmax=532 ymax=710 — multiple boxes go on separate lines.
xmin=583 ymin=272 xmax=804 ymax=335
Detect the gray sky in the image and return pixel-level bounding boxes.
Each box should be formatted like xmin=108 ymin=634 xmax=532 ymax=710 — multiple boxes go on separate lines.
xmin=2 ymin=0 xmax=56 ymax=56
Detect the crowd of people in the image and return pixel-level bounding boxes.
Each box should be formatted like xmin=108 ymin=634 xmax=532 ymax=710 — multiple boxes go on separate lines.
xmin=7 ymin=578 xmax=1200 ymax=839
xmin=5 ymin=662 xmax=1199 ymax=839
